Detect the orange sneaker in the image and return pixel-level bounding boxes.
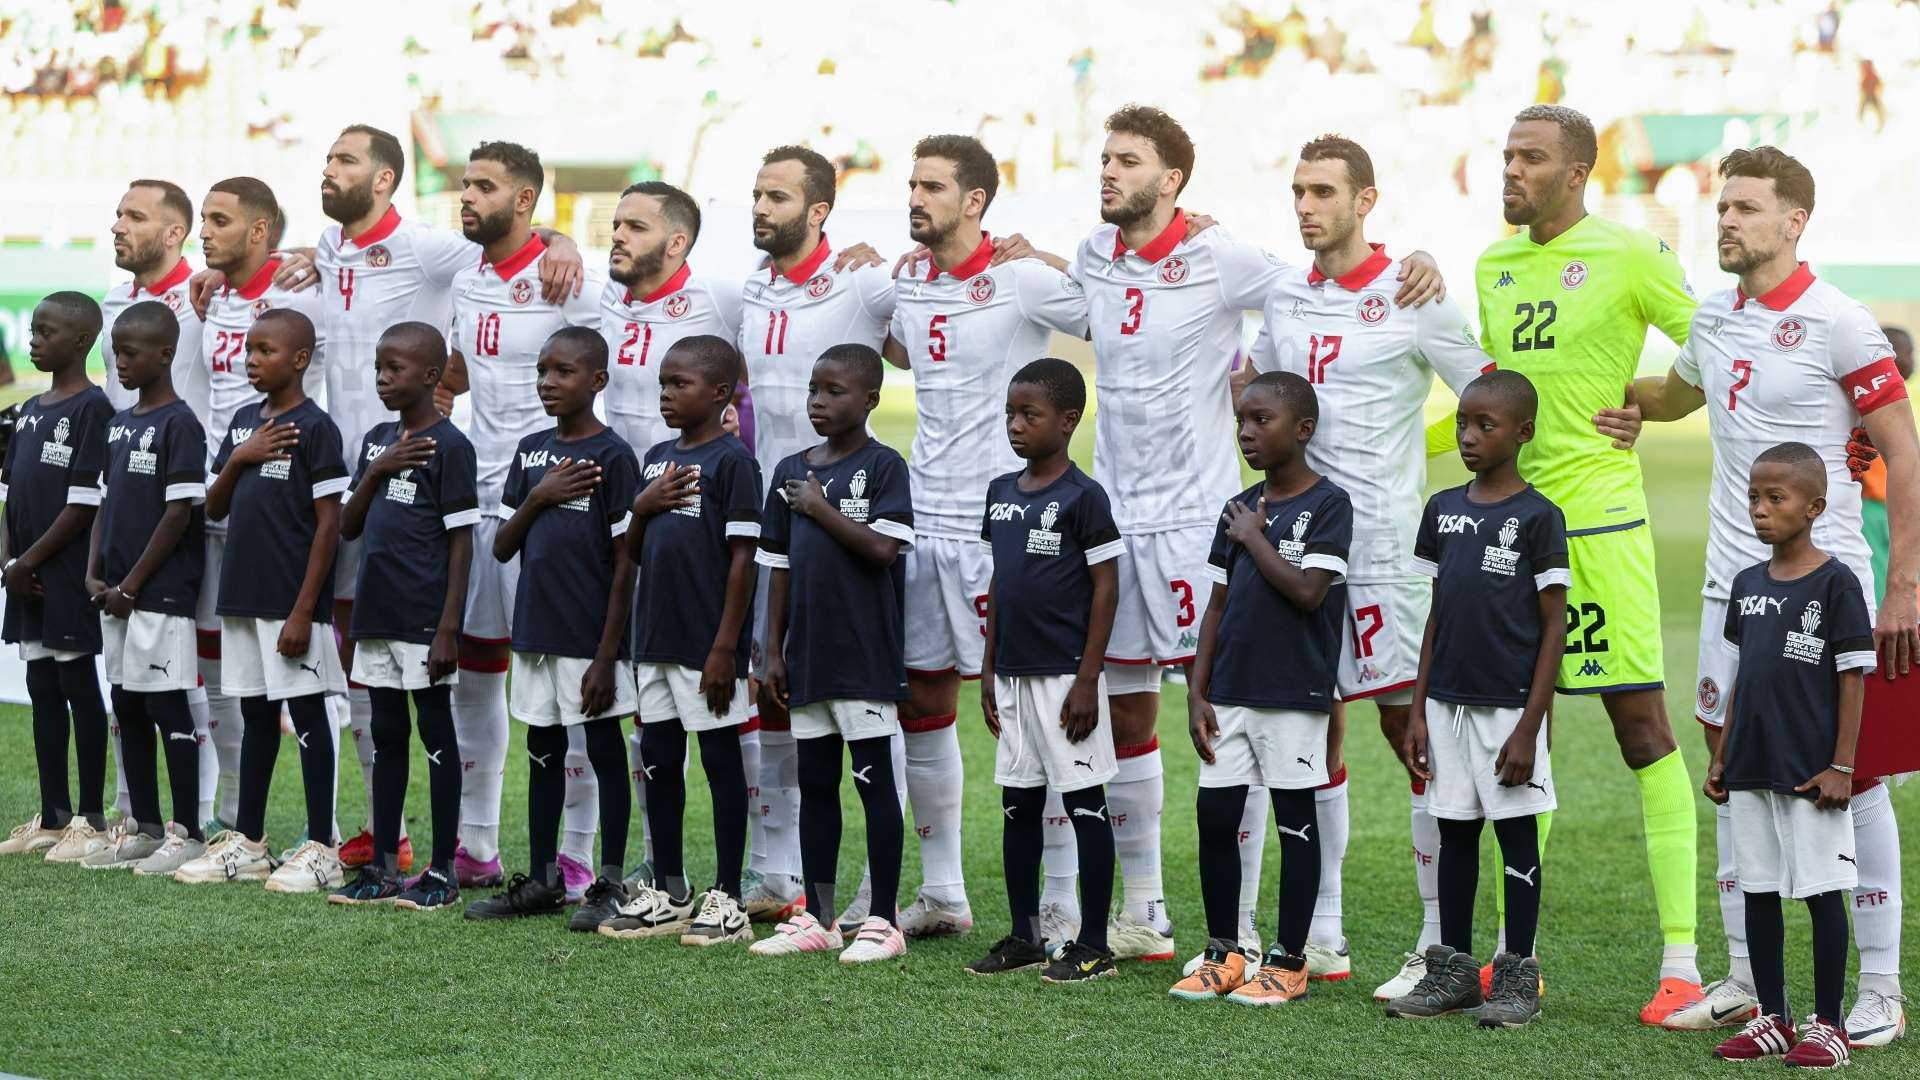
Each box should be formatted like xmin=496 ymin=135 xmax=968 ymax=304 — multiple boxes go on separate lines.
xmin=1226 ymin=952 xmax=1309 ymax=1006
xmin=1640 ymin=976 xmax=1703 ymax=1025
xmin=1480 ymin=958 xmax=1547 ymax=999
xmin=339 ymin=830 xmax=413 ymax=872
xmin=1169 ymin=945 xmax=1248 ymax=1001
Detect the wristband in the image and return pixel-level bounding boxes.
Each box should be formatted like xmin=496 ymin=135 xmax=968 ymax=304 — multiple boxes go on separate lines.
xmin=1829 ymin=763 xmax=1855 ymax=776
xmin=112 ymin=585 xmax=137 ymax=601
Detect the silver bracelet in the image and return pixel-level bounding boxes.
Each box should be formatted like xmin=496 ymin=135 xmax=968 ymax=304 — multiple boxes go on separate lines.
xmin=1830 ymin=763 xmax=1855 ymax=775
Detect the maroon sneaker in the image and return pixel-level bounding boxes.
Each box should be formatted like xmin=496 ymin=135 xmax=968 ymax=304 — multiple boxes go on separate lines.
xmin=1713 ymin=1014 xmax=1796 ymax=1061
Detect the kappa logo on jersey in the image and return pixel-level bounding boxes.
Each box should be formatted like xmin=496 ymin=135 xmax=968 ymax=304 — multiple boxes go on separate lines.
xmin=805 ymin=273 xmax=834 ymax=299
xmin=509 ymin=278 xmax=534 ymax=306
xmin=1356 ymin=292 xmax=1389 ymax=325
xmin=1358 ymin=661 xmax=1384 ymax=683
xmin=1282 ymin=300 xmax=1306 ymax=319
xmin=127 ymin=426 xmax=158 ymax=476
xmin=1697 ymin=675 xmax=1721 ymax=713
xmin=1436 ymin=513 xmax=1481 ymax=535
xmin=1480 ymin=515 xmax=1521 ymax=576
xmin=1159 ymin=255 xmax=1189 ymax=284
xmin=1026 ymin=499 xmax=1064 ymax=556
xmin=1772 ymin=316 xmax=1808 ymax=351
xmin=1783 ymin=599 xmax=1826 ymax=664
xmin=39 ymin=416 xmax=73 ymax=466
xmin=1706 ymin=317 xmax=1726 ymax=337
xmin=966 ymin=274 xmax=995 ymax=305
xmin=664 ymin=293 xmax=691 ymax=319
xmin=838 ymin=468 xmax=870 ymax=521
xmin=1493 ymin=271 xmax=1515 ymax=288
xmin=1561 ymin=260 xmax=1588 ymax=290
xmin=365 ymin=245 xmax=391 ymax=268
xmin=1575 ymin=658 xmax=1607 ymax=677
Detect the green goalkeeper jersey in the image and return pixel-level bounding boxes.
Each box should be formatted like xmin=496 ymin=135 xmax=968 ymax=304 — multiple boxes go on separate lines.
xmin=1474 ymin=214 xmax=1697 ymax=534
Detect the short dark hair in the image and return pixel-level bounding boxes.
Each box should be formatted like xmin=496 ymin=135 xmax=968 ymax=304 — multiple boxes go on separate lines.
xmin=1464 ymin=368 xmax=1539 ymax=421
xmin=1105 ymin=105 xmax=1196 ymax=195
xmin=340 ymin=123 xmax=406 ymax=187
xmin=116 ymin=299 xmax=179 ymax=348
xmin=1010 ymin=357 xmax=1086 ymax=413
xmin=818 ymin=342 xmax=884 ymax=393
xmin=41 ymin=290 xmax=103 ymax=338
xmin=913 ymin=134 xmax=1000 ymax=213
xmin=1246 ymin=370 xmax=1318 ymax=424
xmin=1755 ymin=440 xmax=1827 ymax=496
xmin=541 ymin=325 xmax=608 ymax=370
xmin=253 ymin=307 xmax=315 ymax=353
xmin=762 ymin=145 xmax=837 ymax=211
xmin=208 ymin=176 xmax=279 ymax=227
xmin=662 ymin=334 xmax=742 ymax=392
xmin=128 ymin=179 xmax=193 ymax=228
xmin=376 ymin=321 xmax=446 ymax=367
xmin=470 ymin=141 xmax=544 ymax=199
xmin=1513 ymin=104 xmax=1598 ymax=169
xmin=620 ymin=180 xmax=702 ymax=246
xmin=1719 ymin=146 xmax=1816 ymax=215
xmin=1298 ymin=134 xmax=1375 ymax=191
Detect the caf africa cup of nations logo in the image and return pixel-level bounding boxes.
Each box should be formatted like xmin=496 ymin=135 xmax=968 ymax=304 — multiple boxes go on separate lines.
xmin=1291 ymin=511 xmax=1311 ymax=541
xmin=139 ymin=428 xmax=155 ymax=452
xmin=1561 ymin=260 xmax=1588 ymax=290
xmin=1773 ymin=316 xmax=1807 ymax=351
xmin=665 ymin=294 xmax=691 ymax=319
xmin=52 ymin=417 xmax=70 ymax=446
xmin=850 ymin=470 xmax=867 ymax=499
xmin=1498 ymin=516 xmax=1519 ymax=550
xmin=1160 ymin=256 xmax=1189 ymax=284
xmin=967 ymin=274 xmax=995 ymax=305
xmin=1357 ymin=293 xmax=1388 ymax=325
xmin=1039 ymin=501 xmax=1060 ymax=531
xmin=1801 ymin=600 xmax=1822 ymax=635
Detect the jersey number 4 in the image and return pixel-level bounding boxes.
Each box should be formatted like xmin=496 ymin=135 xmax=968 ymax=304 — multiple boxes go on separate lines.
xmin=1510 ymin=301 xmax=1557 ymax=352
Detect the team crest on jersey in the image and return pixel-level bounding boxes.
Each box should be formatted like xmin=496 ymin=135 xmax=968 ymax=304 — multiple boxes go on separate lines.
xmin=1026 ymin=500 xmax=1064 ymax=556
xmin=1356 ymin=293 xmax=1389 ymax=325
xmin=664 ymin=293 xmax=691 ymax=319
xmin=510 ymin=278 xmax=534 ymax=306
xmin=1783 ymin=600 xmax=1825 ymax=664
xmin=366 ymin=245 xmax=392 ymax=268
xmin=1772 ymin=316 xmax=1807 ymax=351
xmin=128 ymin=426 xmax=158 ymax=476
xmin=1480 ymin=516 xmax=1522 ymax=576
xmin=838 ymin=468 xmax=870 ymax=521
xmin=806 ymin=274 xmax=834 ymax=299
xmin=250 ymin=299 xmax=272 ymax=317
xmin=161 ymin=292 xmax=184 ymax=313
xmin=1560 ymin=260 xmax=1588 ymax=290
xmin=966 ymin=274 xmax=996 ymax=305
xmin=39 ymin=417 xmax=73 ymax=466
xmin=1696 ymin=676 xmax=1720 ymax=713
xmin=1159 ymin=256 xmax=1189 ymax=285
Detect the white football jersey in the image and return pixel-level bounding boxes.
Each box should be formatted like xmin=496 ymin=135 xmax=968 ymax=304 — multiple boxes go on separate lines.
xmin=598 ymin=264 xmax=745 ymax=450
xmin=891 ymin=239 xmax=1089 ymax=538
xmin=1675 ymin=264 xmax=1904 ymax=600
xmin=447 ymin=234 xmax=602 ymax=506
xmin=200 ymin=258 xmax=329 ymax=462
xmin=1249 ymin=248 xmax=1491 ymax=581
xmin=736 ymin=236 xmax=894 ymax=487
xmin=100 ymin=258 xmax=208 ymax=419
xmin=314 ymin=208 xmax=474 ymax=469
xmin=1073 ymin=214 xmax=1289 ymax=532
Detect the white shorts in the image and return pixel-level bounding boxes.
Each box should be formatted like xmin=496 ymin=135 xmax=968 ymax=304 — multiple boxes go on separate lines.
xmin=1424 ymin=699 xmax=1555 ymax=821
xmin=1198 ymin=705 xmax=1331 ymax=790
xmin=903 ymin=535 xmax=991 ymax=679
xmin=333 ymin=535 xmax=362 ymax=602
xmin=220 ymin=616 xmax=348 ymax=700
xmin=509 ymin=651 xmax=636 ymax=727
xmin=992 ymin=673 xmax=1116 ymax=792
xmin=790 ymin=698 xmax=898 ymax=742
xmin=17 ymin=640 xmax=89 ymax=663
xmin=102 ymin=611 xmax=198 ymax=691
xmin=462 ymin=515 xmax=519 ymax=644
xmin=1107 ymin=525 xmax=1211 ymax=668
xmin=636 ymin=661 xmax=751 ymax=732
xmin=351 ymin=638 xmax=457 ymax=691
xmin=1339 ymin=579 xmax=1427 ymax=703
xmin=194 ymin=529 xmax=226 ymax=632
xmin=1729 ymin=788 xmax=1856 ymax=898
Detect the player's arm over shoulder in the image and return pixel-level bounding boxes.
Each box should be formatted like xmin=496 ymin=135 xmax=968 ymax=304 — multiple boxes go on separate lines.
xmin=1010 ymin=258 xmax=1090 ymax=336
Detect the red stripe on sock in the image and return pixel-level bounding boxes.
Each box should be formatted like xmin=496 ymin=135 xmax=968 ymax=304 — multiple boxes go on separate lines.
xmin=899 ymin=711 xmax=956 ymax=734
xmin=739 ymin=716 xmax=761 ymax=735
xmin=196 ymin=629 xmax=222 ymax=660
xmin=459 ymin=634 xmax=512 ymax=647
xmin=1115 ymin=735 xmax=1159 ymax=759
xmin=759 ymin=712 xmax=791 ymax=733
xmin=346 ymin=678 xmax=367 ymax=690
xmin=1317 ymin=764 xmax=1348 ymax=790
xmin=457 ymin=655 xmax=509 ymax=674
xmin=1410 ymin=780 xmax=1427 ymax=796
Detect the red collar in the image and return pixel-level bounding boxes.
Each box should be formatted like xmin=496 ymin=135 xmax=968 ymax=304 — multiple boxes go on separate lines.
xmin=628 ymin=262 xmax=693 ymax=305
xmin=1734 ymin=262 xmax=1815 ymax=311
xmin=484 ymin=232 xmax=546 ymax=282
xmin=134 ymin=258 xmax=193 ymax=297
xmin=771 ymin=234 xmax=833 ymax=285
xmin=228 ymin=258 xmax=280 ymax=301
xmin=345 ymin=205 xmax=401 ymax=249
xmin=929 ymin=234 xmax=995 ymax=282
xmin=1111 ymin=209 xmax=1187 ymax=263
xmin=1307 ymin=243 xmax=1392 ymax=290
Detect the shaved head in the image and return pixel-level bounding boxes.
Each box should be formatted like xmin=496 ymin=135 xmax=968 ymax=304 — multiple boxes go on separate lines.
xmin=253 ymin=308 xmax=316 ymax=353
xmin=1462 ymin=369 xmax=1539 ymax=423
xmin=662 ymin=334 xmax=743 ymax=391
xmin=114 ymin=300 xmax=179 ymax=349
xmin=1246 ymin=369 xmax=1318 ymax=423
xmin=1754 ymin=441 xmax=1827 ymax=497
xmin=377 ymin=320 xmax=447 ymax=363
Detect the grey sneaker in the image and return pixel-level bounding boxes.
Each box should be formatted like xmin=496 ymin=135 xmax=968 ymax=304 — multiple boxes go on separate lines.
xmin=1385 ymin=944 xmax=1484 ymax=1019
xmin=81 ymin=829 xmax=166 ymax=869
xmin=133 ymin=827 xmax=205 ymax=876
xmin=1478 ymin=952 xmax=1543 ymax=1027
xmin=679 ymin=889 xmax=754 ymax=947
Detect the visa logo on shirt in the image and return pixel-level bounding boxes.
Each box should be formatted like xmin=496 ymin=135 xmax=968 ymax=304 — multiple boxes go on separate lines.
xmin=520 ymin=449 xmax=594 ymax=471
xmin=1436 ymin=514 xmax=1482 ymax=535
xmin=1738 ymin=594 xmax=1785 ymax=617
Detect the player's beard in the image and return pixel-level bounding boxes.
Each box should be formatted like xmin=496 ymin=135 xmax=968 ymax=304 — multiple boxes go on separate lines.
xmin=907 ymin=210 xmax=951 ymax=248
xmin=462 ymin=204 xmax=515 ymax=247
xmin=609 ymin=238 xmax=667 ymax=287
xmin=113 ymin=233 xmax=169 ymax=275
xmin=1501 ymin=172 xmax=1559 ymax=226
xmin=321 ymin=175 xmax=376 ymax=226
xmin=1717 ymin=231 xmax=1781 ymax=276
xmin=752 ymin=214 xmax=810 ymax=259
xmin=1099 ymin=182 xmax=1159 ymax=229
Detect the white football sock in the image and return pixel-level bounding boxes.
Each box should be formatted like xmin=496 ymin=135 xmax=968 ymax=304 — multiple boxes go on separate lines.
xmin=188 ymin=683 xmax=215 ymax=825
xmin=201 ymin=657 xmax=243 ymax=826
xmin=1411 ymin=783 xmax=1442 ymax=951
xmin=626 ymin=727 xmax=653 ymax=864
xmin=1714 ymin=800 xmax=1749 ymax=985
xmin=1110 ymin=745 xmax=1168 ymax=932
xmin=905 ymin=723 xmax=966 ymax=905
xmin=560 ymin=725 xmax=599 ymax=868
xmin=1311 ymin=774 xmax=1350 ymax=947
xmin=1850 ymin=782 xmax=1902 ymax=984
xmin=109 ymin=710 xmax=132 ymax=818
xmin=752 ymin=728 xmax=802 ymax=878
xmin=451 ymin=668 xmax=508 ymax=862
xmin=323 ymin=693 xmax=344 ymax=845
xmin=1237 ymin=786 xmax=1267 ymax=943
xmin=345 ymin=686 xmax=384 ymax=835
xmin=1040 ymin=788 xmax=1080 ymax=917
xmin=738 ymin=723 xmax=761 ymax=870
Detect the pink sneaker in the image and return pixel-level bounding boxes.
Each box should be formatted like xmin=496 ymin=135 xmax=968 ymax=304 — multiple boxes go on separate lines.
xmin=453 ymin=844 xmax=504 ymax=888
xmin=747 ymin=911 xmax=844 ymax=956
xmin=840 ymin=916 xmax=907 ymax=964
xmin=556 ymin=854 xmax=593 ymax=903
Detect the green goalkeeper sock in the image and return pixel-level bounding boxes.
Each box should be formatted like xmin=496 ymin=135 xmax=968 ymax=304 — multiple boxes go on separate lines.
xmin=1636 ymin=749 xmax=1700 ymax=980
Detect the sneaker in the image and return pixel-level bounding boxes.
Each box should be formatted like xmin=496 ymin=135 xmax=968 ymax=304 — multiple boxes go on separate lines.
xmin=679 ymin=890 xmax=754 ymax=947
xmin=1640 ymin=975 xmax=1704 ymax=1026
xmin=835 ymin=886 xmax=872 ymax=934
xmin=43 ymin=818 xmax=104 ymax=863
xmin=1038 ymin=901 xmax=1080 ymax=959
xmin=463 ymin=872 xmax=566 ymax=920
xmin=174 ymin=831 xmax=276 ymax=883
xmin=568 ymin=877 xmax=630 ymax=932
xmin=1305 ymin=937 xmax=1352 ymax=982
xmin=1182 ymin=940 xmax=1259 ymax=978
xmin=329 ymin=865 xmax=401 ymax=905
xmin=1226 ymin=950 xmax=1309 ymax=1006
xmin=1712 ymin=1014 xmax=1797 ymax=1061
xmin=840 ymin=916 xmax=906 ymax=964
xmin=1169 ymin=943 xmax=1249 ymax=1001
xmin=1374 ymin=951 xmax=1428 ymax=1002
xmin=1385 ymin=945 xmax=1483 ymax=1019
xmin=1110 ymin=911 xmax=1176 ymax=962
xmin=1662 ymin=978 xmax=1760 ymax=1031
xmin=1480 ymin=957 xmax=1548 ymax=999
xmin=1478 ymin=953 xmax=1543 ymax=1028
xmin=452 ymin=844 xmax=505 ymax=888
xmin=1042 ymin=940 xmax=1118 ymax=984
xmin=0 ymin=814 xmax=62 ymax=855
xmin=621 ymin=858 xmax=656 ymax=892
xmin=202 ymin=816 xmax=233 ymax=841
xmin=1783 ymin=1017 xmax=1851 ymax=1068
xmin=394 ymin=867 xmax=461 ymax=912
xmin=556 ymin=854 xmax=593 ymax=903
xmin=747 ymin=910 xmax=843 ymax=956
xmin=1845 ymin=988 xmax=1908 ymax=1048
xmin=742 ymin=872 xmax=805 ymax=923
xmin=265 ymin=840 xmax=344 ymax=894
xmin=599 ymin=885 xmax=699 ymax=939
xmin=133 ymin=826 xmax=203 ymax=876
xmin=81 ymin=829 xmax=164 ymax=869
xmin=339 ymin=829 xmax=374 ymax=868
xmin=899 ymin=892 xmax=973 ymax=939
xmin=967 ymin=935 xmax=1049 ymax=976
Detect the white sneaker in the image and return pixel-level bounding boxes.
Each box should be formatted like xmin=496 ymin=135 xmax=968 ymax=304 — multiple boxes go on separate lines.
xmin=1039 ymin=900 xmax=1081 ymax=959
xmin=742 ymin=872 xmax=805 ymax=923
xmin=1846 ymin=988 xmax=1908 ymax=1048
xmin=0 ymin=814 xmax=63 ymax=855
xmin=835 ymin=886 xmax=872 ymax=934
xmin=1663 ymin=977 xmax=1761 ymax=1031
xmin=174 ymin=831 xmax=276 ymax=883
xmin=899 ymin=892 xmax=974 ymax=939
xmin=80 ymin=829 xmax=165 ymax=869
xmin=1306 ymin=937 xmax=1352 ymax=981
xmin=43 ymin=818 xmax=104 ymax=863
xmin=840 ymin=916 xmax=906 ymax=964
xmin=1109 ymin=911 xmax=1176 ymax=962
xmin=134 ymin=827 xmax=204 ymax=876
xmin=679 ymin=890 xmax=754 ymax=947
xmin=1373 ymin=951 xmax=1427 ymax=1002
xmin=598 ymin=885 xmax=699 ymax=938
xmin=748 ymin=911 xmax=844 ymax=956
xmin=265 ymin=840 xmax=343 ymax=893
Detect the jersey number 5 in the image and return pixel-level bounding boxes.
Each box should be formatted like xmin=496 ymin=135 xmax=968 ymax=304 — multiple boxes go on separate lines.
xmin=928 ymin=314 xmax=949 ymax=362
xmin=1510 ymin=301 xmax=1557 ymax=352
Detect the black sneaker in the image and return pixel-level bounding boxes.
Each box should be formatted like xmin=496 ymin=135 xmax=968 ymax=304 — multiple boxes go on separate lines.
xmin=395 ymin=867 xmax=462 ymax=912
xmin=568 ymin=877 xmax=628 ymax=932
xmin=1041 ymin=940 xmax=1118 ymax=984
xmin=966 ymin=935 xmax=1048 ymax=975
xmin=1385 ymin=944 xmax=1483 ymax=1018
xmin=328 ymin=865 xmax=401 ymax=905
xmin=1477 ymin=952 xmax=1543 ymax=1028
xmin=463 ymin=872 xmax=566 ymax=920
